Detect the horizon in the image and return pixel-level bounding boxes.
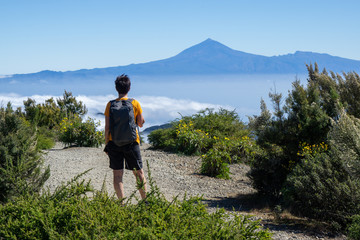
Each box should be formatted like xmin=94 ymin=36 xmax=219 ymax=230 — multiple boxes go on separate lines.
xmin=1 ymin=1 xmax=360 ymax=75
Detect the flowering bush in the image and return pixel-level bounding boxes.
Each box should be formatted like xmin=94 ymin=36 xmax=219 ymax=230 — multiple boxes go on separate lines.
xmin=148 ymin=108 xmax=256 ymax=179
xmin=175 ymin=120 xmax=213 ymax=154
xmin=297 ymin=142 xmax=328 ymax=157
xmin=58 ymin=116 xmax=103 ymax=147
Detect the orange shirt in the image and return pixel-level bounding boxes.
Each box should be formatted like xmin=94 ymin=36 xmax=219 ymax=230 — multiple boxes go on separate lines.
xmin=104 ymin=97 xmax=142 ymax=144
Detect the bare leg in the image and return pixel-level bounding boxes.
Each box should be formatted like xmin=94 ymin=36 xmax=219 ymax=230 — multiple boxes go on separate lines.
xmin=133 ymin=169 xmax=147 ymax=199
xmin=113 ymin=169 xmax=124 ymax=200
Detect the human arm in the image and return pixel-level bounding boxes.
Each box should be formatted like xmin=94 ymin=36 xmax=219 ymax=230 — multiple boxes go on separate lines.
xmin=105 ymin=115 xmax=110 ymax=144
xmin=136 ymin=113 xmax=145 ymax=128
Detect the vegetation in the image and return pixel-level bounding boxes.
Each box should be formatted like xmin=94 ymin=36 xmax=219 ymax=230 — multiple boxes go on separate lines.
xmin=148 ymin=108 xmax=257 ymax=179
xmin=22 ymin=90 xmax=103 ymax=148
xmin=348 ymin=215 xmax=360 ymax=240
xmin=149 ymin=64 xmax=360 ymax=236
xmin=0 ymin=103 xmax=50 ymax=203
xmin=249 ymin=64 xmax=360 ymax=231
xmin=0 ymin=168 xmax=271 ymax=239
xmin=58 ymin=116 xmax=103 ymax=147
xmin=3 ymin=64 xmax=360 ymax=237
xmin=0 ymin=93 xmax=271 ymax=239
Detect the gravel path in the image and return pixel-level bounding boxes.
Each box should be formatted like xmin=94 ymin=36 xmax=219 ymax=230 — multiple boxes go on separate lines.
xmin=43 ymin=143 xmax=346 ymax=240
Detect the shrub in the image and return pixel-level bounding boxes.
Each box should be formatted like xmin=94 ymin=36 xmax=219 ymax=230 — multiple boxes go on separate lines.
xmin=0 ymin=103 xmax=50 ymax=203
xmin=149 ymin=108 xmax=250 ymax=155
xmin=148 ymin=108 xmax=255 ymax=179
xmin=200 ymin=148 xmax=231 ymax=179
xmin=0 ymin=171 xmax=272 ymax=239
xmin=23 ymin=91 xmax=87 ymax=130
xmin=283 ymin=151 xmax=360 ymax=229
xmin=36 ymin=126 xmax=56 ymax=150
xmin=175 ymin=119 xmax=213 ymax=155
xmin=36 ymin=133 xmax=55 ymax=150
xmin=248 ymin=64 xmax=345 ymax=199
xmin=282 ymin=111 xmax=360 ymax=230
xmin=148 ymin=127 xmax=177 ymax=151
xmin=328 ymin=110 xmax=360 ymax=178
xmin=348 ymin=215 xmax=360 ymax=240
xmin=58 ymin=116 xmax=103 ymax=147
xmin=247 ymin=145 xmax=288 ymax=198
xmin=200 ymin=136 xmax=259 ymax=179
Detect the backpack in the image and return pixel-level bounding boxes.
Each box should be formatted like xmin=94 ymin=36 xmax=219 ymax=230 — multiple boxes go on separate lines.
xmin=109 ymin=98 xmax=138 ymax=146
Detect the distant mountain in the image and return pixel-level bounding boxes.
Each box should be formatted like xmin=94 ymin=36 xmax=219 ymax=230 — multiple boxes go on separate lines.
xmin=3 ymin=38 xmax=360 ymax=82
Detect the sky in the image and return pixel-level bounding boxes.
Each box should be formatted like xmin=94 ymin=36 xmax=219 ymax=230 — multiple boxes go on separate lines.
xmin=1 ymin=0 xmax=360 ymax=76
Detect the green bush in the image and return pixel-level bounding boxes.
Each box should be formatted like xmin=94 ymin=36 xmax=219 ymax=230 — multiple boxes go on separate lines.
xmin=148 ymin=127 xmax=177 ymax=151
xmin=58 ymin=116 xmax=104 ymax=147
xmin=247 ymin=145 xmax=288 ymax=198
xmin=0 ymin=103 xmax=50 ymax=203
xmin=200 ymin=148 xmax=231 ymax=179
xmin=348 ymin=215 xmax=360 ymax=240
xmin=283 ymin=110 xmax=360 ymax=229
xmin=23 ymin=91 xmax=87 ymax=130
xmin=148 ymin=109 xmax=256 ymax=178
xmin=0 ymin=172 xmax=271 ymax=240
xmin=149 ymin=108 xmax=250 ymax=155
xmin=36 ymin=127 xmax=56 ymax=150
xmin=248 ymin=64 xmax=347 ymax=199
xmin=328 ymin=110 xmax=360 ymax=178
xmin=36 ymin=133 xmax=55 ymax=150
xmin=283 ymin=151 xmax=360 ymax=229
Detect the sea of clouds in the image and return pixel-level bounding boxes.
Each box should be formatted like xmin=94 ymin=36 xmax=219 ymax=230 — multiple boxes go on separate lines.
xmin=0 ymin=93 xmax=229 ymax=131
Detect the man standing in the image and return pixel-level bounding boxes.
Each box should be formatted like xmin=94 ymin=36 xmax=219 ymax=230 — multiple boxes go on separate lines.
xmin=104 ymin=74 xmax=146 ymax=201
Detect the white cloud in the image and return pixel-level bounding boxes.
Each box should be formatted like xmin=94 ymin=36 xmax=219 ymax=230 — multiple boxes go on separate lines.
xmin=0 ymin=75 xmax=12 ymax=78
xmin=0 ymin=94 xmax=231 ymax=130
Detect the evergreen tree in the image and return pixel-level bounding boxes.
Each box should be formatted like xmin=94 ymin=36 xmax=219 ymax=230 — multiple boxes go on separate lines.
xmin=0 ymin=103 xmax=50 ymax=203
xmin=56 ymin=90 xmax=87 ymax=118
xmin=249 ymin=64 xmax=342 ymax=197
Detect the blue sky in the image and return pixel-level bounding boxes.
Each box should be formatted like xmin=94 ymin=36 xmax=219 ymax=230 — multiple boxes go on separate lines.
xmin=1 ymin=0 xmax=360 ymax=75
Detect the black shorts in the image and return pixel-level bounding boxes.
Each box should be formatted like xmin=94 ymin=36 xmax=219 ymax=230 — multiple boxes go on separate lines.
xmin=105 ymin=141 xmax=143 ymax=170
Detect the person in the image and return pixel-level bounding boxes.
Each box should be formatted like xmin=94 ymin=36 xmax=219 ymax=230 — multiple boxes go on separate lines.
xmin=104 ymin=74 xmax=147 ymax=201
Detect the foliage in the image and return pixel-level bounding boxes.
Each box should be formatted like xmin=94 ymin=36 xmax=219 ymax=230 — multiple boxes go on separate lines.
xmin=336 ymin=71 xmax=360 ymax=118
xmin=0 ymin=171 xmax=271 ymax=240
xmin=148 ymin=108 xmax=256 ymax=178
xmin=283 ymin=110 xmax=360 ymax=230
xmin=200 ymin=148 xmax=231 ymax=179
xmin=58 ymin=116 xmax=104 ymax=147
xmin=348 ymin=215 xmax=360 ymax=240
xmin=328 ymin=110 xmax=360 ymax=179
xmin=23 ymin=92 xmax=87 ymax=129
xmin=248 ymin=64 xmax=351 ymax=198
xmin=248 ymin=65 xmax=360 ymax=234
xmin=22 ymin=91 xmax=103 ymax=148
xmin=0 ymin=103 xmax=50 ymax=203
xmin=148 ymin=127 xmax=177 ymax=151
xmin=200 ymin=136 xmax=257 ymax=179
xmin=56 ymin=90 xmax=87 ymax=118
xmin=247 ymin=145 xmax=288 ymax=198
xmin=283 ymin=151 xmax=360 ymax=229
xmin=36 ymin=126 xmax=56 ymax=150
xmin=175 ymin=119 xmax=213 ymax=155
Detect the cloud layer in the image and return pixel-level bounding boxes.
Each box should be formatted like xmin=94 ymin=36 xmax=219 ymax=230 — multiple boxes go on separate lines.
xmin=0 ymin=94 xmax=230 ymax=130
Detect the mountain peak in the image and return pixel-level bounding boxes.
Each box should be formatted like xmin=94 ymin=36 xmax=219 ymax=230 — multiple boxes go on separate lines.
xmin=197 ymin=38 xmax=228 ymax=48
xmin=174 ymin=38 xmax=234 ymax=59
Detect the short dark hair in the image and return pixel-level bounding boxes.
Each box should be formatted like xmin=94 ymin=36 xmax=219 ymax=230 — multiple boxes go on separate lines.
xmin=115 ymin=74 xmax=131 ymax=94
